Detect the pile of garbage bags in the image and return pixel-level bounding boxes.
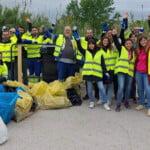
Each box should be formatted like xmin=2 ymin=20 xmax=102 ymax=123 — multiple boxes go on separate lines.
xmin=30 ymin=81 xmax=72 ymax=109
xmin=15 ymin=90 xmax=34 ymax=122
xmin=2 ymin=73 xmax=83 ymax=123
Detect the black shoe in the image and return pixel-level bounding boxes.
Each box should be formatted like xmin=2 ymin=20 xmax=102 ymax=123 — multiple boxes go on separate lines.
xmin=115 ymin=104 xmax=121 ymax=112
xmin=83 ymin=95 xmax=89 ymax=100
xmin=124 ymin=100 xmax=130 ymax=109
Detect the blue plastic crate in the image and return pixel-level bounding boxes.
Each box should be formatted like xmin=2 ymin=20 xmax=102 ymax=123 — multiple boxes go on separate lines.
xmin=0 ymin=93 xmax=18 ymax=124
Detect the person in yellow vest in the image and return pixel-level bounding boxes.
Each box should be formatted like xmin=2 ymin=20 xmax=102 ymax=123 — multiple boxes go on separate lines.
xmin=9 ymin=28 xmax=18 ymax=81
xmin=80 ymin=29 xmax=97 ymax=49
xmin=135 ymin=37 xmax=150 ymax=116
xmin=0 ymin=30 xmax=15 ymax=80
xmin=80 ymin=29 xmax=99 ymax=100
xmin=23 ymin=26 xmax=43 ymax=81
xmin=0 ymin=52 xmax=8 ymax=83
xmin=120 ymin=13 xmax=137 ymax=103
xmin=97 ymin=36 xmax=118 ymax=106
xmin=74 ymin=32 xmax=111 ymax=110
xmin=112 ymin=29 xmax=135 ymax=112
xmin=54 ymin=26 xmax=78 ymax=81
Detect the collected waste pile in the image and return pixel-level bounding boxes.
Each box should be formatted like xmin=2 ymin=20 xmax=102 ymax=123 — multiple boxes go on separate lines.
xmin=0 ymin=74 xmax=83 ymax=125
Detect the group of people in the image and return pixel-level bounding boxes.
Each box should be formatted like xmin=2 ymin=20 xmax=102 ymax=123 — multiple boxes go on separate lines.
xmin=0 ymin=14 xmax=150 ymax=116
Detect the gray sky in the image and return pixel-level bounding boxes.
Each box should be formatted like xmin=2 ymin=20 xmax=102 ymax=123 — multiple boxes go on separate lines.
xmin=0 ymin=0 xmax=150 ymax=21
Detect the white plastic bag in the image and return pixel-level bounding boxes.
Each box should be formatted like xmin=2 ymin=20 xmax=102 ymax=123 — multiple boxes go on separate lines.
xmin=0 ymin=117 xmax=8 ymax=145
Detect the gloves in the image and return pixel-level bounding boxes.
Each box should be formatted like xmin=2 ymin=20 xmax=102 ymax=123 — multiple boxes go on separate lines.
xmin=15 ymin=28 xmax=21 ymax=36
xmin=55 ymin=56 xmax=59 ymax=61
xmin=44 ymin=30 xmax=52 ymax=39
xmin=73 ymin=31 xmax=80 ymax=40
xmin=121 ymin=18 xmax=128 ymax=30
xmin=105 ymin=72 xmax=110 ymax=78
xmin=101 ymin=23 xmax=109 ymax=33
xmin=22 ymin=40 xmax=32 ymax=44
xmin=48 ymin=28 xmax=53 ymax=34
xmin=139 ymin=27 xmax=144 ymax=33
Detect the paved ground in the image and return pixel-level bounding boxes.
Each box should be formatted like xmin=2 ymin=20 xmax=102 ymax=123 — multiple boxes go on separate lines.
xmin=1 ymin=101 xmax=150 ymax=150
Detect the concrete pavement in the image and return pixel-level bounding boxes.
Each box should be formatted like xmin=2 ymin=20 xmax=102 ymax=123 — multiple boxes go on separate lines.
xmin=1 ymin=101 xmax=150 ymax=150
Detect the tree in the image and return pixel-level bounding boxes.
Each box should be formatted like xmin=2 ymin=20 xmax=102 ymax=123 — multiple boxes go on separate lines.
xmin=0 ymin=5 xmax=51 ymax=29
xmin=64 ymin=0 xmax=114 ymax=35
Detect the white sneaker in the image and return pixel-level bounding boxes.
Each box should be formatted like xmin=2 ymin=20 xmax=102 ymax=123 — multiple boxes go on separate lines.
xmin=97 ymin=100 xmax=103 ymax=105
xmin=89 ymin=102 xmax=95 ymax=109
xmin=104 ymin=103 xmax=111 ymax=111
xmin=136 ymin=105 xmax=144 ymax=111
xmin=147 ymin=109 xmax=150 ymax=117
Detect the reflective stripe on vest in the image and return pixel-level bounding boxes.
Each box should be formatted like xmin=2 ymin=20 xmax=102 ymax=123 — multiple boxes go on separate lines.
xmin=82 ymin=50 xmax=103 ymax=78
xmin=101 ymin=49 xmax=118 ymax=71
xmin=0 ymin=63 xmax=8 ymax=77
xmin=25 ymin=35 xmax=43 ymax=58
xmin=115 ymin=46 xmax=135 ymax=77
xmin=0 ymin=43 xmax=14 ymax=62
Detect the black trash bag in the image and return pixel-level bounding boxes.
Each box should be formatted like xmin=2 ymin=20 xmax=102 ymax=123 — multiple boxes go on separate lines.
xmin=41 ymin=46 xmax=57 ymax=83
xmin=67 ymin=88 xmax=82 ymax=106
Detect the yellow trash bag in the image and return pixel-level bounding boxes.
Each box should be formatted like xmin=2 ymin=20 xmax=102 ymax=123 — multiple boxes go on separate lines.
xmin=15 ymin=91 xmax=33 ymax=122
xmin=3 ymin=80 xmax=28 ymax=90
xmin=35 ymin=88 xmax=72 ymax=109
xmin=30 ymin=81 xmax=49 ymax=97
xmin=64 ymin=73 xmax=83 ymax=89
xmin=48 ymin=80 xmax=66 ymax=96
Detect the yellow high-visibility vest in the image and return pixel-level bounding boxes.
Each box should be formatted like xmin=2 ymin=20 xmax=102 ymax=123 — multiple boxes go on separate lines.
xmin=82 ymin=50 xmax=103 ymax=78
xmin=0 ymin=42 xmax=14 ymax=62
xmin=10 ymin=34 xmax=18 ymax=57
xmin=115 ymin=46 xmax=135 ymax=77
xmin=101 ymin=48 xmax=118 ymax=71
xmin=0 ymin=63 xmax=8 ymax=77
xmin=24 ymin=35 xmax=43 ymax=58
xmin=54 ymin=34 xmax=80 ymax=60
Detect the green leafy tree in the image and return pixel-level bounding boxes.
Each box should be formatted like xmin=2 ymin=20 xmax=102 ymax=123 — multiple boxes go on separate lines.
xmin=64 ymin=0 xmax=114 ymax=35
xmin=0 ymin=5 xmax=51 ymax=29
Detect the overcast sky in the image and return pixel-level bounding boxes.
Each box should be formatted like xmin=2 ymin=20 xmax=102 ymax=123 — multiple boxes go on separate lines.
xmin=0 ymin=0 xmax=149 ymax=21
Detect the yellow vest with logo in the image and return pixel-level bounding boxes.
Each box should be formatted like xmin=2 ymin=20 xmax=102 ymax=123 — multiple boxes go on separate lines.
xmin=0 ymin=63 xmax=8 ymax=77
xmin=101 ymin=48 xmax=118 ymax=71
xmin=54 ymin=34 xmax=78 ymax=59
xmin=25 ymin=35 xmax=43 ymax=58
xmin=115 ymin=46 xmax=135 ymax=77
xmin=82 ymin=50 xmax=103 ymax=78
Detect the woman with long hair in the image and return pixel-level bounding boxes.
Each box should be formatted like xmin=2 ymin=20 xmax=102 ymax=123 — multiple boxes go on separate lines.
xmin=135 ymin=36 xmax=150 ymax=116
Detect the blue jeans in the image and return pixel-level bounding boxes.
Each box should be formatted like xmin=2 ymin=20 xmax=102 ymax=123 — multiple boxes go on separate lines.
xmin=27 ymin=58 xmax=41 ymax=76
xmin=136 ymin=71 xmax=150 ymax=108
xmin=87 ymin=81 xmax=108 ymax=103
xmin=104 ymin=83 xmax=114 ymax=102
xmin=117 ymin=73 xmax=133 ymax=105
xmin=57 ymin=62 xmax=76 ymax=81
